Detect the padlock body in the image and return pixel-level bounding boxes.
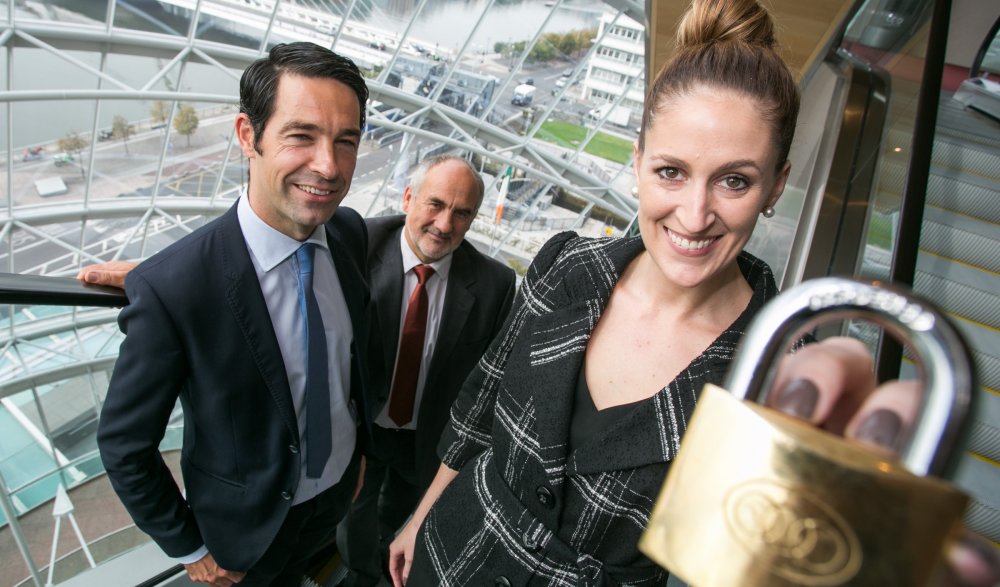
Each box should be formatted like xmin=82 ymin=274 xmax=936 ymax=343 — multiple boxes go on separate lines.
xmin=640 ymin=384 xmax=969 ymax=587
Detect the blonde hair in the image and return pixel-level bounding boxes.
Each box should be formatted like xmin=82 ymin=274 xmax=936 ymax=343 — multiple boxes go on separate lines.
xmin=638 ymin=0 xmax=799 ymax=168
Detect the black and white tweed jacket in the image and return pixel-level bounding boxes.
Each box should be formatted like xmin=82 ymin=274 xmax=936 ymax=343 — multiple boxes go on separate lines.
xmin=410 ymin=232 xmax=780 ymax=586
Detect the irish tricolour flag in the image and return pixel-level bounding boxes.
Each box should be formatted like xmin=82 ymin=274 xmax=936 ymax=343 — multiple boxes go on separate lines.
xmin=495 ymin=166 xmax=512 ymax=225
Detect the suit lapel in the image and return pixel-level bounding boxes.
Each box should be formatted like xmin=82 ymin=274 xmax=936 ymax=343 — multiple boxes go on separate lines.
xmin=370 ymin=228 xmax=405 ymax=401
xmin=326 ymin=214 xmax=374 ymax=431
xmin=326 ymin=220 xmax=366 ymax=344
xmin=508 ymin=236 xmax=678 ymax=476
xmin=425 ymin=245 xmax=475 ymax=389
xmin=504 ymin=301 xmax=595 ymax=473
xmin=218 ymin=206 xmax=299 ymax=438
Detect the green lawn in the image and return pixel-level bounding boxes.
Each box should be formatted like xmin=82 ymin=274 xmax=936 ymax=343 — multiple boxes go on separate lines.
xmin=536 ymin=121 xmax=634 ymax=164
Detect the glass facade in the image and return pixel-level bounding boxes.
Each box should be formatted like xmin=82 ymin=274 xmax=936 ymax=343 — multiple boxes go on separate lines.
xmin=0 ymin=0 xmax=642 ymax=583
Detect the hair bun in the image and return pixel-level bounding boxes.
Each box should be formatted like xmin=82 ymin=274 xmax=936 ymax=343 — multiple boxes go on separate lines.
xmin=676 ymin=0 xmax=776 ymax=50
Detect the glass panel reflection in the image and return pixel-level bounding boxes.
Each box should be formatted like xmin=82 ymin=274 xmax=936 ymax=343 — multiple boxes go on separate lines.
xmin=113 ymin=0 xmax=193 ymax=37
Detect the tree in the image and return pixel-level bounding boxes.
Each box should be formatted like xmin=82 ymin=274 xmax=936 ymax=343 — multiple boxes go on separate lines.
xmin=57 ymin=131 xmax=88 ymax=179
xmin=57 ymin=131 xmax=86 ymax=154
xmin=529 ymin=37 xmax=557 ymax=62
xmin=112 ymin=115 xmax=134 ymax=154
xmin=173 ymin=105 xmax=199 ymax=147
xmin=150 ymin=100 xmax=170 ymax=126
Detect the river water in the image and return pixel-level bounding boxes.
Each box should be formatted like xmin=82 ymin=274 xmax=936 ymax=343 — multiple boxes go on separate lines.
xmin=372 ymin=0 xmax=604 ymax=51
xmin=4 ymin=0 xmax=606 ymax=149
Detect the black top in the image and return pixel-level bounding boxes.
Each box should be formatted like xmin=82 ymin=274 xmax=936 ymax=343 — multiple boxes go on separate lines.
xmin=569 ymin=360 xmax=644 ymax=453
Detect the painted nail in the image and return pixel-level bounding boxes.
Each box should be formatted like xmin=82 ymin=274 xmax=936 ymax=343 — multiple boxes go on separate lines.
xmin=853 ymin=409 xmax=902 ymax=451
xmin=773 ymin=378 xmax=819 ymax=419
xmin=954 ymin=530 xmax=1000 ymax=586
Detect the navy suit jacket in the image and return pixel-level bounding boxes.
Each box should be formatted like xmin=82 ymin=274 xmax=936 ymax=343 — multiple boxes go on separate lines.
xmin=97 ymin=203 xmax=372 ymax=572
xmin=365 ymin=215 xmax=515 ymax=487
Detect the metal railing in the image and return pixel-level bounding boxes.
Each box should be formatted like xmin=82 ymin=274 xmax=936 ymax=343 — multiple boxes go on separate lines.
xmin=874 ymin=0 xmax=951 ymax=382
xmin=970 ymin=14 xmax=1000 ymax=78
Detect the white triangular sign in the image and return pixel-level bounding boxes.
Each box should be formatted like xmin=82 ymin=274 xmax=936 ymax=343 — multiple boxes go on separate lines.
xmin=52 ymin=484 xmax=74 ymax=517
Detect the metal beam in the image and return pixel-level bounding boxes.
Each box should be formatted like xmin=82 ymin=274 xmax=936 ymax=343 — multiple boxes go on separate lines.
xmin=604 ymin=0 xmax=645 ymax=27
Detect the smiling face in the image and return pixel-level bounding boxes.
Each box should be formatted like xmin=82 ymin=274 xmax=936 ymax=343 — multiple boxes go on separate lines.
xmin=633 ymin=85 xmax=789 ymax=291
xmin=236 ymin=73 xmax=361 ymax=240
xmin=402 ymin=159 xmax=481 ymax=263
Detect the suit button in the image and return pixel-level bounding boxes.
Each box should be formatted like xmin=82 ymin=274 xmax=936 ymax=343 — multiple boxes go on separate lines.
xmin=281 ymin=491 xmax=292 ymax=500
xmin=536 ymin=485 xmax=555 ymax=509
xmin=522 ymin=529 xmax=539 ymax=551
xmin=289 ymin=445 xmax=299 ymax=454
xmin=494 ymin=577 xmax=511 ymax=587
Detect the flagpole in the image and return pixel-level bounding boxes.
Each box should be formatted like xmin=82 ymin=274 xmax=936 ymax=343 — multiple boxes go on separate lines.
xmin=492 ymin=166 xmax=512 ymax=254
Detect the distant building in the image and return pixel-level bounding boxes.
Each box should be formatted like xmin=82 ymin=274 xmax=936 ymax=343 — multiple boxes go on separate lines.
xmin=583 ymin=12 xmax=645 ymax=121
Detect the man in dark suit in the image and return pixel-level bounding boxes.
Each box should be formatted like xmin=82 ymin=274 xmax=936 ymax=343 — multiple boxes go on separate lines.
xmin=337 ymin=155 xmax=516 ymax=587
xmin=95 ymin=43 xmax=372 ymax=587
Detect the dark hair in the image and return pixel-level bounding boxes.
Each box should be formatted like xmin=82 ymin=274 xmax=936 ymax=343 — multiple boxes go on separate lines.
xmin=638 ymin=0 xmax=799 ymax=169
xmin=409 ymin=155 xmax=485 ymax=209
xmin=239 ymin=42 xmax=369 ymax=154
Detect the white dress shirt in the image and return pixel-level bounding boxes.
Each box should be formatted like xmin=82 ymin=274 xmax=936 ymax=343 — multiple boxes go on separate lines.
xmin=374 ymin=230 xmax=452 ymax=431
xmin=176 ymin=197 xmax=359 ymax=565
xmin=237 ymin=196 xmax=356 ymax=503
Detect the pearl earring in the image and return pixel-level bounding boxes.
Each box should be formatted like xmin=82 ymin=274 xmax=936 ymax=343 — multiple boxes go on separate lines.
xmin=631 ymin=186 xmax=639 ymax=196
xmin=762 ymin=206 xmax=775 ymax=218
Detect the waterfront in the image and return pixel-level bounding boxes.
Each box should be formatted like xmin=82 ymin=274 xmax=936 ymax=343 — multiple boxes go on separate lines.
xmin=3 ymin=0 xmax=604 ymax=149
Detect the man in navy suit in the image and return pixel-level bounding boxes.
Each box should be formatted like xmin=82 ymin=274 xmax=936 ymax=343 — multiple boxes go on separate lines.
xmin=337 ymin=156 xmax=516 ymax=586
xmin=96 ymin=42 xmax=372 ymax=587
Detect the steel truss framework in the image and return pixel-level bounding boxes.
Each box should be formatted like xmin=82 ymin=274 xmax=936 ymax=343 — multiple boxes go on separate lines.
xmin=0 ymin=1 xmax=643 ymax=582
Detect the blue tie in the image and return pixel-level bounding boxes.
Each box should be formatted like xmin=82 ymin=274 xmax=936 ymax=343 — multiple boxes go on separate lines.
xmin=296 ymin=243 xmax=331 ymax=479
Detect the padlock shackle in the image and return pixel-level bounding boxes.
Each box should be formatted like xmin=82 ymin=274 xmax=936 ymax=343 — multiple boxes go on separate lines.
xmin=724 ymin=277 xmax=975 ymax=477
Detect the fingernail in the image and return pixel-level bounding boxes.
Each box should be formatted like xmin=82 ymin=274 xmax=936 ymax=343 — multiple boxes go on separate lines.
xmin=955 ymin=530 xmax=1000 ymax=585
xmin=773 ymin=378 xmax=819 ymax=419
xmin=853 ymin=409 xmax=902 ymax=451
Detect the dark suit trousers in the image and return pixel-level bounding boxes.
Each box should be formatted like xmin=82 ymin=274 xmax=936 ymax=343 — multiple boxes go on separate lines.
xmin=239 ymin=449 xmax=361 ymax=587
xmin=337 ymin=426 xmax=421 ymax=587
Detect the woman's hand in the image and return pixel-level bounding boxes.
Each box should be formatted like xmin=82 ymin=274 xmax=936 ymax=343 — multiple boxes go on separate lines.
xmin=387 ymin=463 xmax=460 ymax=586
xmin=770 ymin=337 xmax=1000 ymax=586
xmin=388 ymin=517 xmax=420 ymax=587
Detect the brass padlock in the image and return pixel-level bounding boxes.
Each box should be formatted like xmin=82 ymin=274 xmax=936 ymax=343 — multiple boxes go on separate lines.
xmin=640 ymin=277 xmax=975 ymax=586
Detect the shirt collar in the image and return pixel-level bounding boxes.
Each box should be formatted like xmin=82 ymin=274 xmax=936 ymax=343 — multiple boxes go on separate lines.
xmin=238 ymin=193 xmax=330 ymax=272
xmin=398 ymin=227 xmax=453 ymax=281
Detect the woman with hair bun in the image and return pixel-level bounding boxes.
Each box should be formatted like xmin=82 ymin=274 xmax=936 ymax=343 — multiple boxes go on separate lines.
xmin=388 ymin=0 xmax=1000 ymax=585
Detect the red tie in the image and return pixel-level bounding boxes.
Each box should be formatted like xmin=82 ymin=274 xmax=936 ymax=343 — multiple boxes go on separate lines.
xmin=388 ymin=265 xmax=435 ymax=426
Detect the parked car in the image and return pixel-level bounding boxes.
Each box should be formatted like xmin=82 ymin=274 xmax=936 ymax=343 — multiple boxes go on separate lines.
xmin=21 ymin=146 xmax=44 ymax=162
xmin=53 ymin=152 xmax=74 ymax=167
xmin=561 ymin=69 xmax=572 ymax=77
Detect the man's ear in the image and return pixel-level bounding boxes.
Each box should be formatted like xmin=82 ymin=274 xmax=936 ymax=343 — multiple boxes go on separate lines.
xmin=235 ymin=114 xmax=257 ymax=159
xmin=402 ymin=185 xmax=414 ymax=212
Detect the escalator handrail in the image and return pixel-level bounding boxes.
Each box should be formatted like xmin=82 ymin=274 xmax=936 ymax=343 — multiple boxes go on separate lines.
xmin=0 ymin=273 xmax=126 ymax=307
xmin=134 ymin=565 xmax=185 ymax=587
xmin=969 ymin=14 xmax=1000 ymax=78
xmin=876 ymin=0 xmax=953 ymax=382
xmin=797 ymin=0 xmax=869 ymax=89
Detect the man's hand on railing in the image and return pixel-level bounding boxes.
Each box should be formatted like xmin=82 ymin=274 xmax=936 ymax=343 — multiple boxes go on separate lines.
xmin=77 ymin=260 xmax=138 ymax=290
xmin=184 ymin=553 xmax=245 ymax=587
